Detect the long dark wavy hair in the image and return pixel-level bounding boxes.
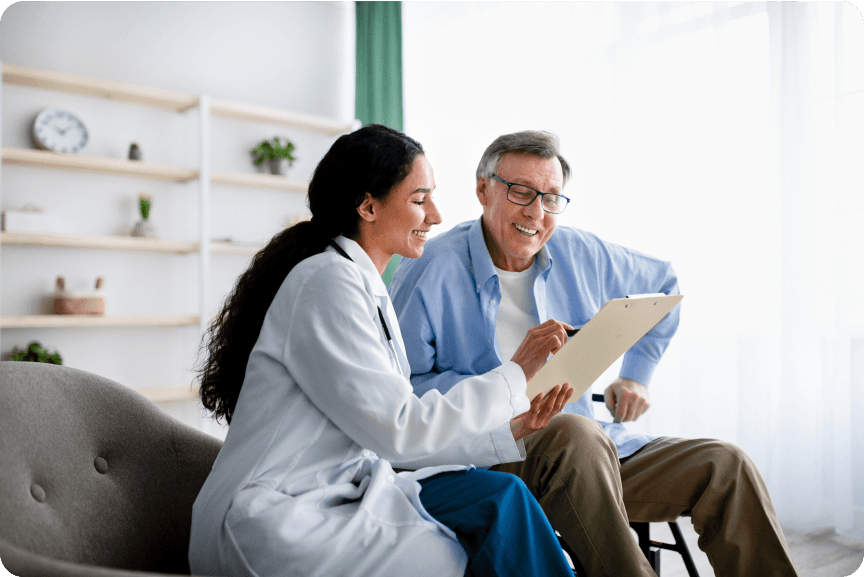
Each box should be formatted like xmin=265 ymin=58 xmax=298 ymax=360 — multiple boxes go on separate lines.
xmin=198 ymin=124 xmax=424 ymax=425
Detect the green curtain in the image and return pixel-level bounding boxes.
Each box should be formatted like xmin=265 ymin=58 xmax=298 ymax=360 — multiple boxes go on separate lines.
xmin=356 ymin=1 xmax=403 ymax=285
xmin=356 ymin=1 xmax=403 ymax=131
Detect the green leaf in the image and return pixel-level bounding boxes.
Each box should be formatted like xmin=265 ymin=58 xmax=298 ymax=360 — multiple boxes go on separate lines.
xmin=139 ymin=197 xmax=151 ymax=220
xmin=9 ymin=341 xmax=62 ymax=364
xmin=251 ymin=137 xmax=296 ymax=164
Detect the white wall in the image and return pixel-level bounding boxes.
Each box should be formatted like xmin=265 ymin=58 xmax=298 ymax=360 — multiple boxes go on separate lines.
xmin=402 ymin=2 xmax=864 ymax=538
xmin=0 ymin=2 xmax=353 ymax=437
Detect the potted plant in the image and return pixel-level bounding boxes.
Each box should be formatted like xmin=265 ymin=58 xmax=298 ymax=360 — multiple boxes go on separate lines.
xmin=128 ymin=142 xmax=142 ymax=161
xmin=131 ymin=193 xmax=155 ymax=237
xmin=251 ymin=137 xmax=296 ymax=176
xmin=10 ymin=341 xmax=62 ymax=365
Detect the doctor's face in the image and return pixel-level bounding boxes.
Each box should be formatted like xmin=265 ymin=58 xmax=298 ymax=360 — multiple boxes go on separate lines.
xmin=376 ymin=154 xmax=442 ymax=260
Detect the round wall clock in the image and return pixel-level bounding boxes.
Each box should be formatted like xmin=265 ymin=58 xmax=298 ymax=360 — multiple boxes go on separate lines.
xmin=32 ymin=109 xmax=89 ymax=153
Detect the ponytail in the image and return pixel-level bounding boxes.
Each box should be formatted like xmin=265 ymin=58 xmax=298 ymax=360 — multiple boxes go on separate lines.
xmin=197 ymin=124 xmax=424 ymax=424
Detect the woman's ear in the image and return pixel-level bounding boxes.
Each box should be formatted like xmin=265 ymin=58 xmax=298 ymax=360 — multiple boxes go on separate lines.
xmin=356 ymin=192 xmax=377 ymax=223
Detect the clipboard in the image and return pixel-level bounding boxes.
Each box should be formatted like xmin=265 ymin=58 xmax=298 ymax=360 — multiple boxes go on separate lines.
xmin=525 ymin=293 xmax=683 ymax=403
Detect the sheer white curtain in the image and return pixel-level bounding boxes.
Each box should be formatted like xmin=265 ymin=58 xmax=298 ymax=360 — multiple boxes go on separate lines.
xmin=403 ymin=2 xmax=864 ymax=540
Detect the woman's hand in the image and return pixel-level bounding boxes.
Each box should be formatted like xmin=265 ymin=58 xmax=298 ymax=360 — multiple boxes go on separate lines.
xmin=510 ymin=319 xmax=573 ymax=381
xmin=510 ymin=383 xmax=574 ymax=441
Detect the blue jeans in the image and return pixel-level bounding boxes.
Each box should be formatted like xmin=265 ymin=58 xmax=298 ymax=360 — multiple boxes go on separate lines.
xmin=418 ymin=469 xmax=573 ymax=577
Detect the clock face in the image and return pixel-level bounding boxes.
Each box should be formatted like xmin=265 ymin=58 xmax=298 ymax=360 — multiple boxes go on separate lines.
xmin=32 ymin=109 xmax=89 ymax=153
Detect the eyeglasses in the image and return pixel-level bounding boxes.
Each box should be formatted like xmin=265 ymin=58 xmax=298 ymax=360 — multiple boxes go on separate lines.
xmin=491 ymin=174 xmax=570 ymax=214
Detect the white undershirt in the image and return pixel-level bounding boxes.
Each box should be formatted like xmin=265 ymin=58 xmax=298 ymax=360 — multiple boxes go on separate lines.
xmin=494 ymin=262 xmax=539 ymax=363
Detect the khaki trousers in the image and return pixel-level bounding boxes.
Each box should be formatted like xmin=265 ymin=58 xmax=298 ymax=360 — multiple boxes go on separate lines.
xmin=489 ymin=414 xmax=799 ymax=577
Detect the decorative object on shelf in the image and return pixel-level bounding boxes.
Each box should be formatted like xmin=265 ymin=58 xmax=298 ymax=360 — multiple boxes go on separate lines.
xmin=1 ymin=204 xmax=67 ymax=233
xmin=251 ymin=136 xmax=296 ymax=175
xmin=128 ymin=142 xmax=143 ymax=161
xmin=94 ymin=276 xmax=106 ymax=303
xmin=53 ymin=276 xmax=106 ymax=315
xmin=52 ymin=275 xmax=69 ymax=301
xmin=9 ymin=341 xmax=63 ymax=365
xmin=131 ymin=193 xmax=156 ymax=237
xmin=32 ymin=108 xmax=89 ymax=153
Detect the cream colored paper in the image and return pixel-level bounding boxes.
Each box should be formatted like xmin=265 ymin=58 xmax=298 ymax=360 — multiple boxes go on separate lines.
xmin=526 ymin=294 xmax=684 ymax=403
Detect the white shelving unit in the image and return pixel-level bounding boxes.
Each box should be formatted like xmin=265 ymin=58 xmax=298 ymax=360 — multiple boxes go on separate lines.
xmin=0 ymin=62 xmax=353 ymax=402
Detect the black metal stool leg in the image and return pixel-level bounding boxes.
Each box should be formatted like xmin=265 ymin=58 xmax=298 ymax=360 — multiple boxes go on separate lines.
xmin=630 ymin=521 xmax=661 ymax=573
xmin=557 ymin=533 xmax=585 ymax=576
xmin=668 ymin=521 xmax=700 ymax=577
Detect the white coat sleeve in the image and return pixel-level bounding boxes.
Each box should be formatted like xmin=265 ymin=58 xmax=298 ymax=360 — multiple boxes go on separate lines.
xmin=280 ymin=258 xmax=530 ymax=468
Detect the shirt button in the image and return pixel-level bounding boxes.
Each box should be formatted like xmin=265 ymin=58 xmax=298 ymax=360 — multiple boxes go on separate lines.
xmin=387 ymin=474 xmax=396 ymax=484
xmin=362 ymin=450 xmax=371 ymax=457
xmin=490 ymin=299 xmax=496 ymax=305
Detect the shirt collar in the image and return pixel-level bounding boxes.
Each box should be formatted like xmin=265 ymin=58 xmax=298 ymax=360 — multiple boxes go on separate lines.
xmin=328 ymin=236 xmax=389 ymax=298
xmin=467 ymin=217 xmax=554 ymax=292
xmin=468 ymin=219 xmax=497 ymax=293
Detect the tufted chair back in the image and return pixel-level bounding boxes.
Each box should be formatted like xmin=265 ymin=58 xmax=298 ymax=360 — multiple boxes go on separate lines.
xmin=0 ymin=362 xmax=223 ymax=576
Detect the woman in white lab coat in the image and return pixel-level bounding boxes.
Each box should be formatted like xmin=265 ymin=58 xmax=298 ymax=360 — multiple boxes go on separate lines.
xmin=189 ymin=124 xmax=575 ymax=577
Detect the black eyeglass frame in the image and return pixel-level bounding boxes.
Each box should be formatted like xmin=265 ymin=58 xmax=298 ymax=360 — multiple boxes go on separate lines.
xmin=490 ymin=174 xmax=570 ymax=214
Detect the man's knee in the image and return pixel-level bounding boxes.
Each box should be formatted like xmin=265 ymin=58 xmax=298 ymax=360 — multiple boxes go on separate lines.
xmin=531 ymin=413 xmax=619 ymax=467
xmin=699 ymin=439 xmax=761 ymax=483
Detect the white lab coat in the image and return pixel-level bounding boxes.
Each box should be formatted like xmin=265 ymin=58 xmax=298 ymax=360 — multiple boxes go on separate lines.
xmin=189 ymin=236 xmax=531 ymax=577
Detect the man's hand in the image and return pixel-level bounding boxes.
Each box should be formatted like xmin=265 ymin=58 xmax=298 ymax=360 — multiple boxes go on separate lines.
xmin=510 ymin=383 xmax=574 ymax=441
xmin=604 ymin=377 xmax=650 ymax=423
xmin=510 ymin=319 xmax=573 ymax=381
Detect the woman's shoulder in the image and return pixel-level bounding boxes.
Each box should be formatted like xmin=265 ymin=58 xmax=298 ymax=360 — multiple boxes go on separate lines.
xmin=259 ymin=250 xmax=375 ymax=348
xmin=282 ymin=250 xmax=372 ymax=305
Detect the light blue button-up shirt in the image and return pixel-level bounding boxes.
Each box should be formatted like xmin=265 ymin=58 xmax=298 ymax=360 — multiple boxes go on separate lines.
xmin=389 ymin=218 xmax=681 ymax=458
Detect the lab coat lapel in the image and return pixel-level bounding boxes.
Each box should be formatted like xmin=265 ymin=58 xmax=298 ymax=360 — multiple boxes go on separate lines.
xmin=330 ymin=236 xmax=410 ymax=378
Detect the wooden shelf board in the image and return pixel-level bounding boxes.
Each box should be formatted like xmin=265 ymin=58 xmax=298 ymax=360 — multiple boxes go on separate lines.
xmin=210 ymin=98 xmax=352 ymax=135
xmin=211 ymin=170 xmax=308 ymax=192
xmin=2 ymin=147 xmax=199 ymax=182
xmin=1 ymin=232 xmax=266 ymax=256
xmin=2 ymin=149 xmax=313 ymax=191
xmin=1 ymin=231 xmax=199 ymax=253
xmin=1 ymin=314 xmax=201 ymax=328
xmin=138 ymin=385 xmax=199 ymax=404
xmin=210 ymin=241 xmax=262 ymax=256
xmin=2 ymin=63 xmax=199 ymax=112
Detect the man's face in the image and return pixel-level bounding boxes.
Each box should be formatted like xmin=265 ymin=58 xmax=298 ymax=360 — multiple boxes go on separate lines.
xmin=476 ymin=152 xmax=565 ymax=272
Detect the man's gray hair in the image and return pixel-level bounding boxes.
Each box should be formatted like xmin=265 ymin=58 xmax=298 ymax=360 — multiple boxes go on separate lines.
xmin=475 ymin=130 xmax=571 ymax=185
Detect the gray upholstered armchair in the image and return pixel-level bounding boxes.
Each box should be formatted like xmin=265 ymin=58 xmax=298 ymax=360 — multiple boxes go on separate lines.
xmin=0 ymin=362 xmax=223 ymax=577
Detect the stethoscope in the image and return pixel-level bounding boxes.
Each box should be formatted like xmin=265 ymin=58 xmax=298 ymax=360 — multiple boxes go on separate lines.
xmin=329 ymin=240 xmax=402 ymax=372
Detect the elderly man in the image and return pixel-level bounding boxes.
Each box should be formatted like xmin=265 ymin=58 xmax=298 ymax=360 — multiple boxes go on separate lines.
xmin=388 ymin=131 xmax=798 ymax=576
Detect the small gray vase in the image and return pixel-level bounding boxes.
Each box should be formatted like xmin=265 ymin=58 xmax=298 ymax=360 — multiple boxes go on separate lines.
xmin=269 ymin=158 xmax=292 ymax=176
xmin=129 ymin=143 xmax=142 ymax=161
xmin=131 ymin=220 xmax=155 ymax=238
